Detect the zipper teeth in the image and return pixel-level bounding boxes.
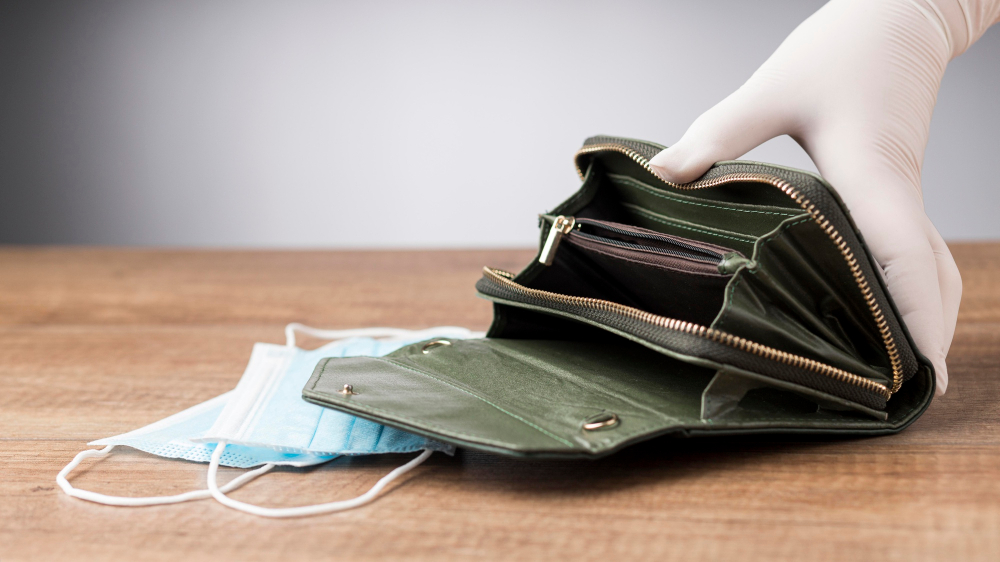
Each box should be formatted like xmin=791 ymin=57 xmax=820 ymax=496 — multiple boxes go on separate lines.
xmin=573 ymin=231 xmax=720 ymax=264
xmin=574 ymin=143 xmax=903 ymax=395
xmin=575 ymin=219 xmax=724 ymax=261
xmin=483 ymin=267 xmax=890 ymax=400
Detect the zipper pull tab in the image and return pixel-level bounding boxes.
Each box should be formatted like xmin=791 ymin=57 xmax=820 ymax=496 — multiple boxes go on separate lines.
xmin=538 ymin=215 xmax=576 ymax=266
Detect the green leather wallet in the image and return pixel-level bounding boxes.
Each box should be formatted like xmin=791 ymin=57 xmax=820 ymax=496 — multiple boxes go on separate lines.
xmin=303 ymin=135 xmax=935 ymax=458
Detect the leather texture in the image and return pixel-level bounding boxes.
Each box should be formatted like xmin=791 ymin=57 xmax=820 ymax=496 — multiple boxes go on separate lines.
xmin=303 ymin=136 xmax=935 ymax=458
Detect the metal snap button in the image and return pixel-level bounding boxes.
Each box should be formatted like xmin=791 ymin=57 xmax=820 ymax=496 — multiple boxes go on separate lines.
xmin=583 ymin=412 xmax=619 ymax=431
xmin=421 ymin=340 xmax=452 ymax=354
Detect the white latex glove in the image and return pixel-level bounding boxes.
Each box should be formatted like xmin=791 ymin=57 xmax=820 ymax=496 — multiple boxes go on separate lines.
xmin=650 ymin=0 xmax=1000 ymax=395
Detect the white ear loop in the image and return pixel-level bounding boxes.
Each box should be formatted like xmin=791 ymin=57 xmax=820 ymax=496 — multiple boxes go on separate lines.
xmin=58 ymin=324 xmax=460 ymax=512
xmin=56 ymin=445 xmax=275 ymax=506
xmin=284 ymin=322 xmax=485 ymax=348
xmin=206 ymin=441 xmax=433 ymax=518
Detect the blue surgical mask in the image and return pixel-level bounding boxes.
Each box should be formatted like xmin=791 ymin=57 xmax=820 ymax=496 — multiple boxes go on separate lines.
xmin=57 ymin=324 xmax=481 ymax=515
xmin=193 ymin=337 xmax=456 ymax=458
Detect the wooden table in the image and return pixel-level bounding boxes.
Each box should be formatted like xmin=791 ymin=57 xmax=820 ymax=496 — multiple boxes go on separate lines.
xmin=1 ymin=246 xmax=997 ymax=561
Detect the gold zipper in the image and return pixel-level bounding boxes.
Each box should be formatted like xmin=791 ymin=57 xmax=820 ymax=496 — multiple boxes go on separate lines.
xmin=574 ymin=143 xmax=903 ymax=394
xmin=483 ymin=266 xmax=891 ymax=400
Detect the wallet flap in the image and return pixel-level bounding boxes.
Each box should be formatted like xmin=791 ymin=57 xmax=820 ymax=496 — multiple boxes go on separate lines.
xmin=303 ymin=337 xmax=926 ymax=458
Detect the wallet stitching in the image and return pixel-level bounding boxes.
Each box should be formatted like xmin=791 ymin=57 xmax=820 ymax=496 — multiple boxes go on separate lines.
xmin=625 ymin=206 xmax=757 ymax=243
xmin=357 ymin=357 xmax=575 ymax=448
xmin=612 ymin=175 xmax=801 ymax=216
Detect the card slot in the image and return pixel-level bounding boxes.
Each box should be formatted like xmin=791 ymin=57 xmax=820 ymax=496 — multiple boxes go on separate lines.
xmin=607 ymin=173 xmax=803 ymax=236
xmin=620 ymin=203 xmax=761 ymax=256
xmin=604 ymin=174 xmax=810 ymax=257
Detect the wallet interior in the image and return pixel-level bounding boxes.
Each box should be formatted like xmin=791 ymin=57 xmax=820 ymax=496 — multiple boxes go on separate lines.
xmin=303 ymin=140 xmax=935 ymax=458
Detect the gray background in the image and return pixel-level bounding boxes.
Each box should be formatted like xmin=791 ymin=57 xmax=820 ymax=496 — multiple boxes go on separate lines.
xmin=1 ymin=0 xmax=997 ymax=248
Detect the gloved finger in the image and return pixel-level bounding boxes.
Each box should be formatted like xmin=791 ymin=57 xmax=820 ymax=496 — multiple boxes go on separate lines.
xmin=811 ymin=144 xmax=950 ymax=394
xmin=870 ymin=203 xmax=948 ymax=395
xmin=925 ymin=221 xmax=963 ymax=360
xmin=649 ymin=79 xmax=794 ymax=184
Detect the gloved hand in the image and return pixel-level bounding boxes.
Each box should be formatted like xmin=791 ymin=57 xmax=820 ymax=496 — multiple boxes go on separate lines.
xmin=650 ymin=0 xmax=1000 ymax=395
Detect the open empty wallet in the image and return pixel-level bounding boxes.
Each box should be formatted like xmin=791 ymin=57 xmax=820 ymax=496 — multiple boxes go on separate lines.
xmin=303 ymin=135 xmax=935 ymax=458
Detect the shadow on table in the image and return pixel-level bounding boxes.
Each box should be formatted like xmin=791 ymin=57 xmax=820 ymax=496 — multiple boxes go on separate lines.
xmin=272 ymin=431 xmax=885 ymax=500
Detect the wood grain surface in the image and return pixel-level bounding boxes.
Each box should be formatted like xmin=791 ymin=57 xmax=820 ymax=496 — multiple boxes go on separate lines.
xmin=1 ymin=246 xmax=997 ymax=561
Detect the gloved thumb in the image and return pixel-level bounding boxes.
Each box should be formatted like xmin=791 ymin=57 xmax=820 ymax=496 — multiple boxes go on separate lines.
xmin=649 ymin=80 xmax=795 ymax=184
